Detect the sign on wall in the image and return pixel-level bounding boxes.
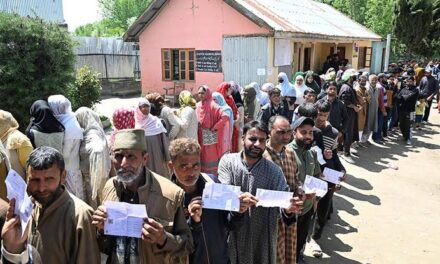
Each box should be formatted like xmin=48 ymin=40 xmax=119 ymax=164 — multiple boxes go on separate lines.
xmin=196 ymin=50 xmax=222 ymax=72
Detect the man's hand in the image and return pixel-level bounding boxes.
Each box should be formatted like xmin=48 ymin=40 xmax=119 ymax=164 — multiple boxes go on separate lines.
xmin=323 ymin=149 xmax=333 ymax=159
xmin=238 ymin=192 xmax=258 ymax=213
xmin=383 ymin=111 xmax=388 ymax=117
xmin=92 ymin=205 xmax=107 ymax=232
xmin=188 ymin=197 xmax=203 ymax=223
xmin=1 ymin=199 xmax=28 ymax=254
xmin=305 ymin=192 xmax=316 ymax=200
xmin=142 ymin=218 xmax=167 ymax=246
xmin=339 ymin=170 xmax=347 ymax=182
xmin=284 ymin=197 xmax=303 ymax=215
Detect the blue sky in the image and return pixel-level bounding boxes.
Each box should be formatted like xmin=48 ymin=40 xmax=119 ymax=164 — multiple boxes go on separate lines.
xmin=63 ymin=0 xmax=101 ymax=31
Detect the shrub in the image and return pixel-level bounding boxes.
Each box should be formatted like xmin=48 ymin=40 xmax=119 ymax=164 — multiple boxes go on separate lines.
xmin=69 ymin=65 xmax=102 ymax=111
xmin=0 ymin=12 xmax=76 ymax=129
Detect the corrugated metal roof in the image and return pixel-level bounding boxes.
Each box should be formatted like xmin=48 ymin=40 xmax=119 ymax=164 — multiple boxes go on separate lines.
xmin=232 ymin=0 xmax=382 ymax=40
xmin=124 ymin=0 xmax=382 ymax=42
xmin=0 ymin=0 xmax=64 ymax=23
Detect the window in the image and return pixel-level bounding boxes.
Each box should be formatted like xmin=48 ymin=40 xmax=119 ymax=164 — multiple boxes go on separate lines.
xmin=358 ymin=47 xmax=372 ymax=68
xmin=162 ymin=48 xmax=195 ymax=81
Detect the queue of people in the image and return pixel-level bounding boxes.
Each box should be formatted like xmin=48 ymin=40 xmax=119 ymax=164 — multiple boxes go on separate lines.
xmin=0 ymin=60 xmax=439 ymax=264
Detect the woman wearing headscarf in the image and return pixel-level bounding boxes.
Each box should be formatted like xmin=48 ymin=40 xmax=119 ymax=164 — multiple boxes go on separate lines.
xmin=135 ymin=98 xmax=170 ymax=178
xmin=212 ymin=92 xmax=233 ymax=155
xmin=250 ymin=82 xmax=270 ymax=106
xmin=261 ymin=82 xmax=274 ymax=94
xmin=217 ymin=82 xmax=239 ymax=153
xmin=145 ymin=92 xmax=181 ymax=140
xmin=26 ymin=100 xmax=65 ymax=151
xmin=196 ymin=85 xmax=229 ymax=175
xmin=277 ymin=73 xmax=297 ymax=119
xmin=110 ymin=107 xmax=135 ymax=147
xmin=75 ymin=107 xmax=111 ymax=209
xmin=305 ymin=71 xmax=321 ymax=95
xmin=243 ymin=84 xmax=261 ymax=123
xmin=48 ymin=95 xmax=84 ymax=200
xmin=230 ymin=81 xmax=245 ymax=151
xmin=293 ymin=75 xmax=308 ymax=107
xmin=0 ymin=110 xmax=33 ymax=180
xmin=175 ymin=91 xmax=198 ymax=140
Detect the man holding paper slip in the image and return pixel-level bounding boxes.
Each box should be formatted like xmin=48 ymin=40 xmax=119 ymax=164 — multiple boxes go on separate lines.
xmin=263 ymin=115 xmax=303 ymax=264
xmin=218 ymin=121 xmax=301 ymax=264
xmin=288 ymin=117 xmax=322 ymax=262
xmin=169 ymin=138 xmax=248 ymax=264
xmin=92 ymin=129 xmax=192 ymax=264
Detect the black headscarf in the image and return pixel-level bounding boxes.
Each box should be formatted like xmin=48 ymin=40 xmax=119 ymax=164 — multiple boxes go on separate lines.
xmin=26 ymin=100 xmax=65 ymax=136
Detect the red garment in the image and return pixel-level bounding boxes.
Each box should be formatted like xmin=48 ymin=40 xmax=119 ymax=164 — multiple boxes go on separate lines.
xmin=196 ymin=85 xmax=228 ymax=175
xmin=217 ymin=82 xmax=239 ymax=152
xmin=110 ymin=107 xmax=135 ymax=147
xmin=378 ymin=87 xmax=386 ymax=113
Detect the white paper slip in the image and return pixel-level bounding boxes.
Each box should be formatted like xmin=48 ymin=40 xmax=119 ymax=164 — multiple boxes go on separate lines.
xmin=303 ymin=175 xmax=328 ymax=198
xmin=256 ymin=189 xmax=293 ymax=209
xmin=104 ymin=201 xmax=148 ymax=238
xmin=5 ymin=169 xmax=33 ymax=237
xmin=312 ymin=146 xmax=326 ymax=165
xmin=202 ymin=182 xmax=241 ymax=212
xmin=323 ymin=167 xmax=343 ymax=185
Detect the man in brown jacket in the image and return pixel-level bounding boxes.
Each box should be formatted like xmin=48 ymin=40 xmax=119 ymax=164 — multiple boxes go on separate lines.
xmin=24 ymin=146 xmax=100 ymax=263
xmin=92 ymin=129 xmax=193 ymax=264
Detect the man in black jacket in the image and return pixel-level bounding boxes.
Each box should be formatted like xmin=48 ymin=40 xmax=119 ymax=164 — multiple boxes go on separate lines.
xmin=168 ymin=138 xmax=249 ymax=264
xmin=419 ymin=68 xmax=439 ymax=122
xmin=398 ymin=77 xmax=419 ymax=144
xmin=257 ymin=87 xmax=290 ymax=129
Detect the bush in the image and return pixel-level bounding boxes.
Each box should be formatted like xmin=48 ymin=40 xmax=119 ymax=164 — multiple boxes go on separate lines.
xmin=68 ymin=65 xmax=102 ymax=111
xmin=0 ymin=12 xmax=76 ymax=129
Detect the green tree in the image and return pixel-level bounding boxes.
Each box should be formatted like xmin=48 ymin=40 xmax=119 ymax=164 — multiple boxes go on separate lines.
xmin=0 ymin=12 xmax=76 ymax=129
xmin=394 ymin=0 xmax=434 ymax=56
xmin=68 ymin=66 xmax=102 ymax=111
xmin=74 ymin=0 xmax=151 ymax=37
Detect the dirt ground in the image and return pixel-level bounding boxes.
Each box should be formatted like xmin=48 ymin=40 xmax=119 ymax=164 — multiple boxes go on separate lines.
xmin=304 ymin=111 xmax=440 ymax=264
xmin=96 ymin=98 xmax=440 ymax=264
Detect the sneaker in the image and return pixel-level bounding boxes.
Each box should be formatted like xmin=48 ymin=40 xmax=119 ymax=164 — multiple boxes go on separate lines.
xmin=343 ymin=154 xmax=354 ymax=163
xmin=406 ymin=139 xmax=412 ymax=145
xmin=350 ymin=148 xmax=359 ymax=155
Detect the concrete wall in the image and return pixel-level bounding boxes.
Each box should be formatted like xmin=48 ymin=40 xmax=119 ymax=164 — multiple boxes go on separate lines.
xmin=137 ymin=0 xmax=270 ymax=94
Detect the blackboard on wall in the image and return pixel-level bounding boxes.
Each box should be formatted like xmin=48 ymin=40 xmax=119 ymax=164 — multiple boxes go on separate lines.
xmin=196 ymin=50 xmax=222 ymax=72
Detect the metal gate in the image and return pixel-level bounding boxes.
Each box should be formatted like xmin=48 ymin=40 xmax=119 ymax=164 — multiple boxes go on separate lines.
xmin=223 ymin=36 xmax=268 ymax=86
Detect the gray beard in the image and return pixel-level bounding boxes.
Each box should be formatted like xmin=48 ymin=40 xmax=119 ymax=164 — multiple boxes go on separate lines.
xmin=116 ymin=166 xmax=143 ymax=184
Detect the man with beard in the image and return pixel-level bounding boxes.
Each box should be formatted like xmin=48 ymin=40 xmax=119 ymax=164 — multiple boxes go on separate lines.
xmin=263 ymin=116 xmax=304 ymax=264
xmin=20 ymin=146 xmax=100 ymax=263
xmin=218 ymin=121 xmax=301 ymax=264
xmin=168 ymin=138 xmax=250 ymax=264
xmin=419 ymin=67 xmax=439 ymax=123
xmin=288 ymin=117 xmax=322 ymax=263
xmin=339 ymin=69 xmax=361 ymax=162
xmin=92 ymin=129 xmax=192 ymax=264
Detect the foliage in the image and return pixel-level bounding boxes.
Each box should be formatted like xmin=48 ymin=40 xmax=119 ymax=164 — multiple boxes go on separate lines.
xmin=394 ymin=0 xmax=434 ymax=56
xmin=68 ymin=65 xmax=102 ymax=111
xmin=74 ymin=0 xmax=151 ymax=37
xmin=0 ymin=12 xmax=75 ymax=129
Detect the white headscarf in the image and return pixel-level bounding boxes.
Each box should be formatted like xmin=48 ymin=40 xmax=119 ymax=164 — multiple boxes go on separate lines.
xmin=250 ymin=82 xmax=269 ymax=106
xmin=293 ymin=75 xmax=308 ymax=105
xmin=277 ymin=72 xmax=296 ymax=97
xmin=135 ymin=98 xmax=167 ymax=136
xmin=48 ymin=95 xmax=83 ymax=140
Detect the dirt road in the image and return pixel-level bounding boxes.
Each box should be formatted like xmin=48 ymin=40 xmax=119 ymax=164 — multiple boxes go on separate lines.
xmin=305 ymin=113 xmax=440 ymax=264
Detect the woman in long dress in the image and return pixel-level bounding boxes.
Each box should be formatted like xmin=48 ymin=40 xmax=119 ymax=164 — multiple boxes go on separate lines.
xmin=196 ymin=85 xmax=229 ymax=175
xmin=243 ymin=84 xmax=261 ymax=123
xmin=175 ymin=90 xmax=198 ymax=140
xmin=217 ymin=82 xmax=239 ymax=153
xmin=212 ymin=92 xmax=233 ymax=156
xmin=48 ymin=95 xmax=84 ymax=200
xmin=0 ymin=110 xmax=33 ymax=180
xmin=75 ymin=107 xmax=111 ymax=209
xmin=134 ymin=98 xmax=170 ymax=178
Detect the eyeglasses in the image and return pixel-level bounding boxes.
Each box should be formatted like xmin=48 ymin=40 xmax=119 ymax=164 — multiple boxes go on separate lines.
xmin=198 ymin=92 xmax=205 ymax=95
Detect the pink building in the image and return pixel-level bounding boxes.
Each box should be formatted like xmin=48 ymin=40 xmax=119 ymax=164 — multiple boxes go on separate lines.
xmin=125 ymin=0 xmax=382 ymax=96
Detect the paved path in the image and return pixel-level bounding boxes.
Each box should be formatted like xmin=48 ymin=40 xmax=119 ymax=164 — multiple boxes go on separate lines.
xmin=305 ymin=112 xmax=440 ymax=264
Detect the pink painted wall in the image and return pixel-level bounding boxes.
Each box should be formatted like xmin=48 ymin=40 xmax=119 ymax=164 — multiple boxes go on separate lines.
xmin=138 ymin=0 xmax=270 ymax=95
